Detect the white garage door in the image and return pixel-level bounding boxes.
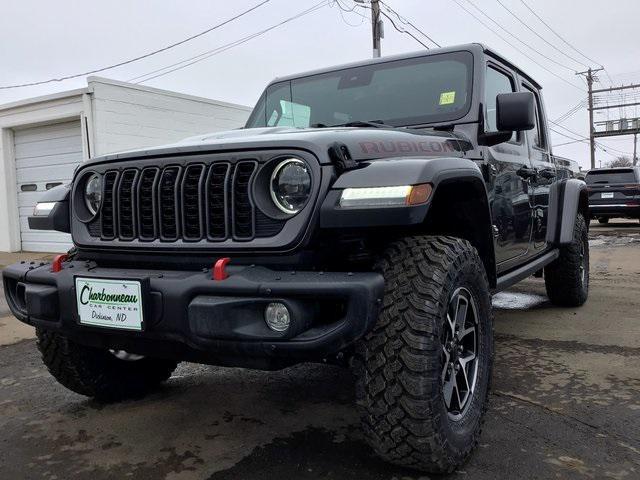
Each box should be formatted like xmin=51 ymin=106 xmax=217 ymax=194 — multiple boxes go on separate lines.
xmin=14 ymin=120 xmax=83 ymax=252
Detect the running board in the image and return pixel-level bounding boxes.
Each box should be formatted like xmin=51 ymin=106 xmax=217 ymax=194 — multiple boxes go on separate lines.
xmin=494 ymin=250 xmax=560 ymax=293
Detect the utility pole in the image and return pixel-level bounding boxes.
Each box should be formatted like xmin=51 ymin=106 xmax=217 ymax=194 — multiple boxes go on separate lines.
xmin=634 ymin=133 xmax=638 ymax=166
xmin=354 ymin=0 xmax=383 ymax=58
xmin=577 ymin=68 xmax=603 ymax=170
xmin=371 ymin=0 xmax=382 ymax=58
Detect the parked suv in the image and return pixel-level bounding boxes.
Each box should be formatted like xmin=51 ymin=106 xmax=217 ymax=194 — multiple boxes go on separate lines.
xmin=3 ymin=44 xmax=590 ymax=473
xmin=586 ymin=167 xmax=640 ymax=223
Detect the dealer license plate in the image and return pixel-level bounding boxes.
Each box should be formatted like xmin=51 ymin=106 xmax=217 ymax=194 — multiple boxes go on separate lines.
xmin=601 ymin=192 xmax=614 ymax=199
xmin=75 ymin=278 xmax=144 ymax=331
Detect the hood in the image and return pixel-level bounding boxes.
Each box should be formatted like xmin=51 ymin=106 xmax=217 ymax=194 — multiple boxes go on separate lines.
xmin=87 ymin=126 xmax=473 ymax=167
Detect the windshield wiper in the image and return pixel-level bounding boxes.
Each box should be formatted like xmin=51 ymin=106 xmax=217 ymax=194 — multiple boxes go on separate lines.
xmin=311 ymin=120 xmax=397 ymax=129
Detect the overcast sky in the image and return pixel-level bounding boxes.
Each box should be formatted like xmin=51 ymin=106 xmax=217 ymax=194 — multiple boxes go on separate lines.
xmin=1 ymin=0 xmax=639 ymax=170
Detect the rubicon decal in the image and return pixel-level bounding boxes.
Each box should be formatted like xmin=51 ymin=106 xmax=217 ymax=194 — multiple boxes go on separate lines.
xmin=359 ymin=140 xmax=459 ymax=155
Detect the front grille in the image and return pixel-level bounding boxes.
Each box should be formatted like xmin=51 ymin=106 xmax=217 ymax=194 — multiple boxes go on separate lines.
xmin=99 ymin=162 xmax=271 ymax=242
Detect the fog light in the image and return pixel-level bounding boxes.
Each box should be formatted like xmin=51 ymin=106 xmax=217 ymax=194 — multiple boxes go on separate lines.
xmin=265 ymin=302 xmax=290 ymax=332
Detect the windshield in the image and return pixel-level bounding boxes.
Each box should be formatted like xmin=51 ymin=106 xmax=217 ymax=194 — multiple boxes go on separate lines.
xmin=245 ymin=51 xmax=474 ymax=129
xmin=585 ymin=169 xmax=636 ymax=184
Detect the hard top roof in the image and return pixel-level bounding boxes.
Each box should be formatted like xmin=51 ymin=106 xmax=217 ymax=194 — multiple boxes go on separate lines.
xmin=269 ymin=43 xmax=542 ymax=89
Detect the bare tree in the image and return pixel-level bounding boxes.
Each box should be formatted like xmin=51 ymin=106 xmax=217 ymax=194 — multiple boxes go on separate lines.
xmin=605 ymin=156 xmax=633 ymax=168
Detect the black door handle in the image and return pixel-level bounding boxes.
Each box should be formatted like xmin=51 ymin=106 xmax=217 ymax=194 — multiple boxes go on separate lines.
xmin=516 ymin=165 xmax=537 ymax=179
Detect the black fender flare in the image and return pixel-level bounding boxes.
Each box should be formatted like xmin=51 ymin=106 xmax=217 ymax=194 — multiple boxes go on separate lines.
xmin=27 ymin=184 xmax=71 ymax=233
xmin=320 ymin=157 xmax=487 ymax=228
xmin=546 ymin=178 xmax=588 ymax=246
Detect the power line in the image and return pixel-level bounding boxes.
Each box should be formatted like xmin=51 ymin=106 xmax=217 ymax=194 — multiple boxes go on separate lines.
xmin=495 ymin=0 xmax=591 ymax=70
xmin=450 ymin=0 xmax=585 ymax=92
xmin=553 ymin=100 xmax=586 ymax=124
xmin=378 ymin=0 xmax=441 ymax=47
xmin=0 ymin=0 xmax=272 ymax=90
xmin=553 ymin=139 xmax=588 ymax=147
xmin=331 ymin=0 xmax=367 ymax=27
xmin=517 ymin=0 xmax=602 ymax=68
xmin=550 ymin=121 xmax=633 ymax=156
xmin=378 ymin=10 xmax=431 ymax=49
xmin=130 ymin=1 xmax=328 ymax=85
xmin=464 ymin=0 xmax=576 ymax=73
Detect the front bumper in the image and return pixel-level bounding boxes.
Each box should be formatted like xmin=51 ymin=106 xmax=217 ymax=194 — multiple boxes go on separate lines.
xmin=2 ymin=260 xmax=384 ymax=369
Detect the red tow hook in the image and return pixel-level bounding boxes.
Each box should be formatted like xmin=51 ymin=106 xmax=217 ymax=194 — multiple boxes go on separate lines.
xmin=51 ymin=254 xmax=69 ymax=273
xmin=212 ymin=257 xmax=231 ymax=281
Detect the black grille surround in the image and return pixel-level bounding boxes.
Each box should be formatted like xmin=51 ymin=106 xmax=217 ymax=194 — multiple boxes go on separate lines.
xmin=71 ymin=150 xmax=322 ymax=252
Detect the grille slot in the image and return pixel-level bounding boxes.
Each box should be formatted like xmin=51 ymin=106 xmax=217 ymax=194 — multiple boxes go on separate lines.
xmin=137 ymin=168 xmax=159 ymax=240
xmin=117 ymin=169 xmax=138 ymax=240
xmin=232 ymin=161 xmax=257 ymax=239
xmin=181 ymin=164 xmax=205 ymax=241
xmin=100 ymin=171 xmax=119 ymax=239
xmin=158 ymin=166 xmax=182 ymax=241
xmin=206 ymin=162 xmax=230 ymax=240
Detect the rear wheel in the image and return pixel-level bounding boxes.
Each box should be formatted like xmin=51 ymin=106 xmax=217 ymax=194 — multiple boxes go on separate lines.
xmin=545 ymin=214 xmax=589 ymax=307
xmin=36 ymin=328 xmax=178 ymax=402
xmin=353 ymin=236 xmax=493 ymax=473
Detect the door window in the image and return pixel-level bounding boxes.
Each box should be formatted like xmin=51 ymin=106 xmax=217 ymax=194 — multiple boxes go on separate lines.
xmin=523 ymin=85 xmax=546 ymax=149
xmin=485 ymin=65 xmax=517 ymax=142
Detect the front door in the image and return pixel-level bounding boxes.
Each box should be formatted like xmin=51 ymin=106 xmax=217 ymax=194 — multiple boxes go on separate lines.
xmin=484 ymin=64 xmax=534 ymax=266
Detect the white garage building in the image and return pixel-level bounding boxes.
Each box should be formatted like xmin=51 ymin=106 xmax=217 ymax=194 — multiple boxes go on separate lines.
xmin=0 ymin=77 xmax=250 ymax=253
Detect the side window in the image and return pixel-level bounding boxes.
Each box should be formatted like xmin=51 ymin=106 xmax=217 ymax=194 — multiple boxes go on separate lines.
xmin=485 ymin=65 xmax=516 ymax=142
xmin=523 ymin=85 xmax=546 ymax=149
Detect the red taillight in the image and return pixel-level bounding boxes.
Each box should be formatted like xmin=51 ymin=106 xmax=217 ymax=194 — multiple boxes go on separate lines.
xmin=623 ymin=184 xmax=640 ymax=189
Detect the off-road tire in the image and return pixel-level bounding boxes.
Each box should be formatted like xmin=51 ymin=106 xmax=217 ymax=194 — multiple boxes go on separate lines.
xmin=597 ymin=217 xmax=609 ymax=224
xmin=544 ymin=214 xmax=589 ymax=307
xmin=36 ymin=328 xmax=178 ymax=402
xmin=352 ymin=236 xmax=493 ymax=473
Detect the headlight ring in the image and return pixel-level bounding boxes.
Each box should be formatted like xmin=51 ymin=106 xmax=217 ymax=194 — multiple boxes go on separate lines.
xmin=84 ymin=173 xmax=102 ymax=216
xmin=269 ymin=158 xmax=312 ymax=214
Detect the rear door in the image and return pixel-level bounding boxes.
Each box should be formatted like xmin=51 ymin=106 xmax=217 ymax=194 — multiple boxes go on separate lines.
xmin=521 ymin=83 xmax=555 ymax=252
xmin=586 ymin=168 xmax=640 ymax=208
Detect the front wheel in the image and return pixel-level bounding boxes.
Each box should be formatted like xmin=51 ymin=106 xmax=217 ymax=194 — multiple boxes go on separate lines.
xmin=353 ymin=236 xmax=493 ymax=473
xmin=37 ymin=328 xmax=178 ymax=402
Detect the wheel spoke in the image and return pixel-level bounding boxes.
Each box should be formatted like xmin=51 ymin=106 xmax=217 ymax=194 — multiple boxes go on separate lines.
xmin=443 ymin=373 xmax=456 ymax=409
xmin=446 ymin=312 xmax=456 ymax=337
xmin=458 ymin=359 xmax=471 ymax=392
xmin=455 ymin=295 xmax=468 ymax=330
xmin=458 ymin=325 xmax=475 ymax=341
xmin=459 ymin=352 xmax=476 ymax=367
xmin=441 ymin=346 xmax=450 ymax=381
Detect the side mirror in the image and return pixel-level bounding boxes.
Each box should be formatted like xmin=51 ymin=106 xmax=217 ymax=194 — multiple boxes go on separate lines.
xmin=496 ymin=92 xmax=535 ymax=132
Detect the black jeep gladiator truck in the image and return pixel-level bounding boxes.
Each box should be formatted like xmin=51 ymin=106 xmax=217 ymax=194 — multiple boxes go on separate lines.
xmin=586 ymin=167 xmax=640 ymax=223
xmin=3 ymin=44 xmax=589 ymax=473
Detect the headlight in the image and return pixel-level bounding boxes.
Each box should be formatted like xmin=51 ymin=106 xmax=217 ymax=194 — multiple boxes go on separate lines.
xmin=84 ymin=174 xmax=102 ymax=215
xmin=270 ymin=159 xmax=312 ymax=214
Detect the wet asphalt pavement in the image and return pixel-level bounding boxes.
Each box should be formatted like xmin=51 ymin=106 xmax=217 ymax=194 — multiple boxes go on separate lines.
xmin=1 ymin=220 xmax=639 ymax=479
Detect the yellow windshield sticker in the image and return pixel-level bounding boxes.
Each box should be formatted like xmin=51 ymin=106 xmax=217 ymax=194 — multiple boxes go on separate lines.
xmin=439 ymin=91 xmax=456 ymax=105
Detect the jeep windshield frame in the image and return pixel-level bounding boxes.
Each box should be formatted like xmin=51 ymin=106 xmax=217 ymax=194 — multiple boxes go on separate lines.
xmin=245 ymin=50 xmax=475 ymax=129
